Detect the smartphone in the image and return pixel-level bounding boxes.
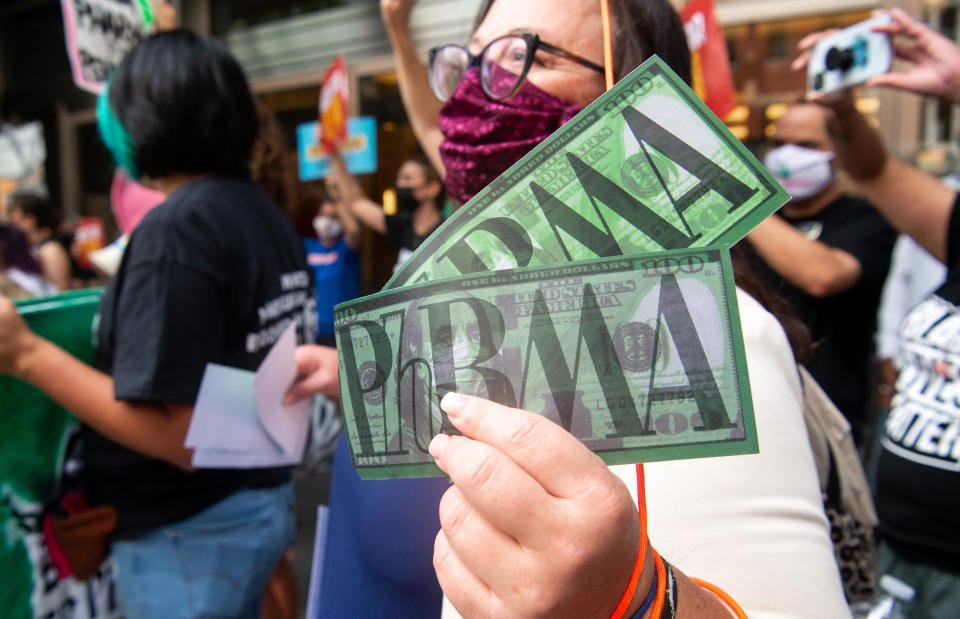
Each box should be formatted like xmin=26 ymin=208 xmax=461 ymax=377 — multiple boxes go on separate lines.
xmin=807 ymin=15 xmax=893 ymax=95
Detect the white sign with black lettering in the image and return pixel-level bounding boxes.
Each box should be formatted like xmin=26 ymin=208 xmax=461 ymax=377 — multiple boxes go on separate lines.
xmin=60 ymin=0 xmax=153 ymax=94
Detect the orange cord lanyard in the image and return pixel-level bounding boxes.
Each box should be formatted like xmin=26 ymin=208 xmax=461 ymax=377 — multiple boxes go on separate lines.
xmin=600 ymin=5 xmax=656 ymax=618
xmin=600 ymin=0 xmax=615 ymax=90
xmin=599 ymin=3 xmax=743 ymax=618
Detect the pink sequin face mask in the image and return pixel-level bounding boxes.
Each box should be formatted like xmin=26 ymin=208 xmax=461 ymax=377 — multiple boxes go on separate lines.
xmin=438 ymin=68 xmax=583 ymax=204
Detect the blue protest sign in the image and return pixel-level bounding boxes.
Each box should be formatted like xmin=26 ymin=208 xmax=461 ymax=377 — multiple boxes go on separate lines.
xmin=297 ymin=117 xmax=377 ymax=181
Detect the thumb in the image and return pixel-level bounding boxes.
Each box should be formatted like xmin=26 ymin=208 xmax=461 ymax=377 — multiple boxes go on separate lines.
xmin=284 ymin=379 xmax=318 ymax=405
xmin=285 ymin=373 xmax=340 ymax=404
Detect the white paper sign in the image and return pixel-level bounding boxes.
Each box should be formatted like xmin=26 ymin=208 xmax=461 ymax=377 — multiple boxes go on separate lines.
xmin=0 ymin=122 xmax=48 ymax=212
xmin=60 ymin=0 xmax=154 ymax=94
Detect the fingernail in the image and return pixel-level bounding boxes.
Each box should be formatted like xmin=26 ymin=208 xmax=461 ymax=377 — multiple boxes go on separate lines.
xmin=429 ymin=433 xmax=450 ymax=459
xmin=440 ymin=392 xmax=468 ymax=418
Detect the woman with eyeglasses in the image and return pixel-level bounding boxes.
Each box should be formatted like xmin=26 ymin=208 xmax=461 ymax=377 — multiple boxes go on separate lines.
xmin=384 ymin=0 xmax=689 ymax=207
xmin=294 ymin=0 xmax=849 ymax=617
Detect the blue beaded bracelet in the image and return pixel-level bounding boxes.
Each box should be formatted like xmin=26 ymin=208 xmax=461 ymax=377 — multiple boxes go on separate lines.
xmin=628 ymin=562 xmax=659 ymax=619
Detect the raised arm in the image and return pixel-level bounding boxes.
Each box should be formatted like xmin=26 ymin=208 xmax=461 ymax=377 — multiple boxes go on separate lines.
xmin=328 ymin=180 xmax=362 ymax=251
xmin=832 ymin=151 xmax=954 ymax=263
xmin=328 ymin=151 xmax=388 ymax=235
xmin=793 ymin=21 xmax=959 ymax=263
xmin=381 ymin=0 xmax=446 ymax=176
xmin=866 ymin=7 xmax=960 ymax=101
xmin=430 ymin=393 xmax=733 ymax=618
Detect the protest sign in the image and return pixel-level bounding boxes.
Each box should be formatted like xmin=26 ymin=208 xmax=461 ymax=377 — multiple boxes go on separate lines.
xmin=73 ymin=217 xmax=106 ymax=270
xmin=297 ymin=117 xmax=378 ymax=181
xmin=385 ymin=56 xmax=786 ymax=291
xmin=336 ymin=250 xmax=753 ymax=479
xmin=60 ymin=0 xmax=155 ymax=94
xmin=319 ymin=56 xmax=349 ymax=155
xmin=0 ymin=122 xmax=48 ymax=215
xmin=682 ymin=0 xmax=737 ymax=118
xmin=0 ymin=290 xmax=121 ymax=619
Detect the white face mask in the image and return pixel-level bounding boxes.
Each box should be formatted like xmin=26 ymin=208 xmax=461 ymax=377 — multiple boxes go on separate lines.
xmin=313 ymin=215 xmax=343 ymax=240
xmin=764 ymin=144 xmax=836 ymax=200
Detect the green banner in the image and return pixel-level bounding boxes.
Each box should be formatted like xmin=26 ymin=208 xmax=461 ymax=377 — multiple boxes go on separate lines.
xmin=336 ymin=251 xmax=754 ymax=479
xmin=386 ymin=55 xmax=787 ymax=290
xmin=0 ymin=290 xmax=120 ymax=618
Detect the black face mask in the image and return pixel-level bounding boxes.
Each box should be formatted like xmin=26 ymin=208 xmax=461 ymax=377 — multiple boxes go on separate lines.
xmin=395 ymin=186 xmax=420 ymax=213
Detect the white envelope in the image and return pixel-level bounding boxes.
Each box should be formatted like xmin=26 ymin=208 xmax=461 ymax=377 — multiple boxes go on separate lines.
xmin=185 ymin=322 xmax=312 ymax=468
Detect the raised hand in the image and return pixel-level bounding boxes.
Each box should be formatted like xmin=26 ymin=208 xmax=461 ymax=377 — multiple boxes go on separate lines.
xmin=380 ymin=0 xmax=417 ymax=33
xmin=867 ymin=8 xmax=960 ymax=100
xmin=793 ymin=9 xmax=960 ymax=101
xmin=152 ymin=1 xmax=177 ymax=32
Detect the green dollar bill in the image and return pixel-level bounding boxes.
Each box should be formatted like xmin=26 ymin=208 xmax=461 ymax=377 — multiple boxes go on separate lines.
xmin=386 ymin=55 xmax=787 ymax=291
xmin=336 ymin=248 xmax=755 ymax=479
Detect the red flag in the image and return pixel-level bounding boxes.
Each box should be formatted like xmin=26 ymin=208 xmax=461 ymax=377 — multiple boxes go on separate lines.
xmin=681 ymin=0 xmax=736 ymax=119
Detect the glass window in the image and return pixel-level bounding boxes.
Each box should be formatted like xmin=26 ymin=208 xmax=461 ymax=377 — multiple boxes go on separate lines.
xmin=765 ymin=30 xmax=789 ymax=62
xmin=211 ymin=0 xmax=352 ymax=36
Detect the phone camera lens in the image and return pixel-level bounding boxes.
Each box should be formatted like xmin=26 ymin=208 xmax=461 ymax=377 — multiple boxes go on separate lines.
xmin=813 ymin=73 xmax=824 ymax=90
xmin=825 ymin=47 xmax=855 ymax=71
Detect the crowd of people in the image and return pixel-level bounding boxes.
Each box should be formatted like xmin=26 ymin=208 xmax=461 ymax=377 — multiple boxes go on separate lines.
xmin=1 ymin=0 xmax=959 ymax=617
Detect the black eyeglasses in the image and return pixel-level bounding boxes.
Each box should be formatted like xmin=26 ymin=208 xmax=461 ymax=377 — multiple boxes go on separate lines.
xmin=428 ymin=32 xmax=605 ymax=102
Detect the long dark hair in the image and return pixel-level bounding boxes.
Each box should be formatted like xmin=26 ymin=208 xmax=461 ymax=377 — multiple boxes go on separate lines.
xmin=473 ymin=0 xmax=691 ymax=84
xmin=251 ymin=99 xmax=299 ymax=218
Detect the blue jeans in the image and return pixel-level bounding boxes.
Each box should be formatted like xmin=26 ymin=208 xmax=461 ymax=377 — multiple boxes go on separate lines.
xmin=112 ymin=482 xmax=294 ymax=619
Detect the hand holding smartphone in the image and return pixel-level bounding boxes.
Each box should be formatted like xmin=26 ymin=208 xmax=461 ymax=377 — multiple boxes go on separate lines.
xmin=807 ymin=15 xmax=893 ymax=95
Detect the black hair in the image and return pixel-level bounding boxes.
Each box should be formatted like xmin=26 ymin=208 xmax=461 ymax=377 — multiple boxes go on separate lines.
xmin=406 ymin=154 xmax=447 ymax=210
xmin=608 ymin=0 xmax=691 ymax=85
xmin=473 ymin=0 xmax=691 ymax=85
xmin=9 ymin=192 xmax=62 ymax=233
xmin=0 ymin=222 xmax=42 ymax=274
xmin=732 ymin=242 xmax=813 ymax=364
xmin=108 ymin=30 xmax=258 ymax=179
xmin=251 ymin=98 xmax=300 ymax=217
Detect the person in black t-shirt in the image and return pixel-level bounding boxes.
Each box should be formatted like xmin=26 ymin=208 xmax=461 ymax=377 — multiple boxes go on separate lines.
xmin=0 ymin=31 xmax=314 ymax=618
xmin=746 ymin=101 xmax=896 ymax=447
xmin=794 ymin=10 xmax=960 ymax=615
xmin=327 ymin=150 xmax=444 ymax=272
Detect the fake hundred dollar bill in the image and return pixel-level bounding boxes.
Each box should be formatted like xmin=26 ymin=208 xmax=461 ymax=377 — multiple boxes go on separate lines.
xmin=336 ymin=249 xmax=755 ymax=479
xmin=386 ymin=56 xmax=788 ymax=290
